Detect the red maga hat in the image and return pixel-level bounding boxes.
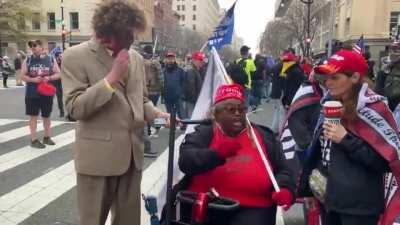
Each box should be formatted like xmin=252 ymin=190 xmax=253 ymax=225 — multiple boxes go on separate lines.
xmin=281 ymin=52 xmax=296 ymax=62
xmin=165 ymin=51 xmax=176 ymax=57
xmin=192 ymin=51 xmax=205 ymax=61
xmin=314 ymin=50 xmax=368 ymax=77
xmin=214 ymin=84 xmax=245 ymax=105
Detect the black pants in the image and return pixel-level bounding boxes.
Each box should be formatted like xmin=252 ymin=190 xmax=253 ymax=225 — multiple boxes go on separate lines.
xmin=179 ymin=203 xmax=277 ymax=225
xmin=51 ymin=80 xmax=64 ymax=113
xmin=2 ymin=72 xmax=8 ymax=87
xmin=321 ymin=209 xmax=379 ymax=225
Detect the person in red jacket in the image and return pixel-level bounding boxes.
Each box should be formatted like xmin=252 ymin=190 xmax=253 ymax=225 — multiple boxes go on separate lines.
xmin=178 ymin=84 xmax=296 ymax=225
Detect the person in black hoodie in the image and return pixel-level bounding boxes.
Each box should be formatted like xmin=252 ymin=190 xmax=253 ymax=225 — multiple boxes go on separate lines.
xmin=280 ymin=52 xmax=305 ymax=109
xmin=177 ymin=84 xmax=296 ymax=225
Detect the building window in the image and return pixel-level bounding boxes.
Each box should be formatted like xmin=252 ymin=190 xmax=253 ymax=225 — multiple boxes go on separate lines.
xmin=181 ymin=15 xmax=185 ymax=21
xmin=182 ymin=5 xmax=185 ymax=11
xmin=32 ymin=13 xmax=41 ymax=31
xmin=177 ymin=5 xmax=180 ymax=11
xmin=47 ymin=12 xmax=56 ymax=30
xmin=390 ymin=12 xmax=400 ymax=36
xmin=48 ymin=42 xmax=56 ymax=51
xmin=70 ymin=12 xmax=79 ymax=30
xmin=17 ymin=13 xmax=25 ymax=30
xmin=193 ymin=5 xmax=196 ymax=11
xmin=192 ymin=24 xmax=196 ymax=30
xmin=192 ymin=15 xmax=196 ymax=20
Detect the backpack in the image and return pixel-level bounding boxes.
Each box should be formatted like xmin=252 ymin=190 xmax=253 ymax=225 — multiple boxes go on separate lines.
xmin=144 ymin=59 xmax=163 ymax=93
xmin=236 ymin=58 xmax=247 ymax=75
xmin=384 ymin=67 xmax=400 ymax=102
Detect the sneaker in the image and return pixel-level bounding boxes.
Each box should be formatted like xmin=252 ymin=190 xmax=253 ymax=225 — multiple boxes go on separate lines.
xmin=43 ymin=137 xmax=56 ymax=145
xmin=31 ymin=139 xmax=46 ymax=149
xmin=66 ymin=114 xmax=76 ymax=122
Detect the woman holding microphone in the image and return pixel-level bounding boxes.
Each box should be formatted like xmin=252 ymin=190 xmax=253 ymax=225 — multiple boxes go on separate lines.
xmin=298 ymin=50 xmax=399 ymax=225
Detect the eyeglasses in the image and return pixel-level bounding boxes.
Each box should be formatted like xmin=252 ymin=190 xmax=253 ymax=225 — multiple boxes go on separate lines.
xmin=221 ymin=105 xmax=247 ymax=114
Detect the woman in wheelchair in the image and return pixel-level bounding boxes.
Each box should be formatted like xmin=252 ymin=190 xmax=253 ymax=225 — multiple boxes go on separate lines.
xmin=177 ymin=84 xmax=296 ymax=225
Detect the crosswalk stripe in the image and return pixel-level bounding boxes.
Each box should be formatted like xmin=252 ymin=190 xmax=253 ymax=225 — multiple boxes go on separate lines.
xmin=0 ymin=161 xmax=75 ymax=224
xmin=0 ymin=130 xmax=75 ymax=173
xmin=0 ymin=79 xmax=24 ymax=90
xmin=0 ymin=121 xmax=65 ymax=144
xmin=0 ymin=119 xmax=22 ymax=127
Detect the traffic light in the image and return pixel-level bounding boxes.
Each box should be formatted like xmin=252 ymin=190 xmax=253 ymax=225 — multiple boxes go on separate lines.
xmin=62 ymin=29 xmax=67 ymax=42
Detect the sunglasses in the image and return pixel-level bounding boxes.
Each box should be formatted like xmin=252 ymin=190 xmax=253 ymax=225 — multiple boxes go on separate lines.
xmin=222 ymin=105 xmax=248 ymax=114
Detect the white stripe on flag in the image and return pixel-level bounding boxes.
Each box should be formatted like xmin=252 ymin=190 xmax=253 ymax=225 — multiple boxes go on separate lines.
xmin=291 ymin=85 xmax=314 ymax=104
xmin=282 ymin=139 xmax=296 ymax=150
xmin=0 ymin=121 xmax=65 ymax=143
xmin=0 ymin=130 xmax=75 ymax=173
xmin=281 ymin=126 xmax=291 ymax=139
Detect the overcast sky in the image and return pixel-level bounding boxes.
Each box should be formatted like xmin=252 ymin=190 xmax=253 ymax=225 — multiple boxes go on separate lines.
xmin=217 ymin=0 xmax=276 ymax=53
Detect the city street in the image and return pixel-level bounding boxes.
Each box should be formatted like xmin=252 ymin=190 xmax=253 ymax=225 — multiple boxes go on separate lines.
xmin=0 ymin=78 xmax=303 ymax=225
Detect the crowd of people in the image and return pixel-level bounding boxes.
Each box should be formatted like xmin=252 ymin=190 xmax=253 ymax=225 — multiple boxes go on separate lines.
xmin=2 ymin=0 xmax=400 ymax=225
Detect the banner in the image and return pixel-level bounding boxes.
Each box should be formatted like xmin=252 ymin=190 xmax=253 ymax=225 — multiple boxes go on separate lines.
xmin=208 ymin=2 xmax=236 ymax=50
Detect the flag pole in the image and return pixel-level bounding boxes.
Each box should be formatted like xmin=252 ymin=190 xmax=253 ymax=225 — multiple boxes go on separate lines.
xmin=199 ymin=41 xmax=208 ymax=52
xmin=213 ymin=46 xmax=281 ymax=192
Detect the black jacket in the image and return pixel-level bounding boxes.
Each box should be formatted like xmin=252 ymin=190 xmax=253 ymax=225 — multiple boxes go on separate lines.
xmin=288 ymin=83 xmax=323 ymax=151
xmin=282 ymin=64 xmax=305 ymax=107
xmin=178 ymin=124 xmax=296 ymax=199
xmin=375 ymin=70 xmax=400 ymax=111
xmin=183 ymin=65 xmax=203 ymax=103
xmin=270 ymin=63 xmax=284 ymax=99
xmin=298 ymin=129 xmax=389 ymax=216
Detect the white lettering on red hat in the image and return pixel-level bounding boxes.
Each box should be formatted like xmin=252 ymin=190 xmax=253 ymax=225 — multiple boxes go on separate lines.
xmin=331 ymin=54 xmax=345 ymax=61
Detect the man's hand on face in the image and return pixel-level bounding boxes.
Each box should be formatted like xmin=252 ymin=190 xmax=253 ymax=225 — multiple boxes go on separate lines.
xmin=105 ymin=49 xmax=130 ymax=86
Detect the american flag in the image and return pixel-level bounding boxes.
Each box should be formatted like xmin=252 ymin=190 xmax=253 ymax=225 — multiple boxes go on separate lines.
xmin=353 ymin=35 xmax=365 ymax=54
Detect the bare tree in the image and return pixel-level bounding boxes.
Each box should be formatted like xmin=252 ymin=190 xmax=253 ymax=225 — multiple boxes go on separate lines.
xmin=259 ymin=19 xmax=292 ymax=58
xmin=281 ymin=0 xmax=327 ymax=56
xmin=219 ymin=45 xmax=240 ymax=63
xmin=0 ymin=0 xmax=36 ymax=55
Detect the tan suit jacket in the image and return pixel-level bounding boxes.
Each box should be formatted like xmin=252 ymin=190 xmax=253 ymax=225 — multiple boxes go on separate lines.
xmin=61 ymin=38 xmax=160 ymax=176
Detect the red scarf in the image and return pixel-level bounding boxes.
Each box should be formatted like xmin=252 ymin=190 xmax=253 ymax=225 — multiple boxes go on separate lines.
xmin=188 ymin=125 xmax=274 ymax=207
xmin=341 ymin=84 xmax=400 ymax=225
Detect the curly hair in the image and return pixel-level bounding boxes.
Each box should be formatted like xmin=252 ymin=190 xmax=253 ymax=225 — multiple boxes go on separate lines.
xmin=92 ymin=0 xmax=147 ymax=38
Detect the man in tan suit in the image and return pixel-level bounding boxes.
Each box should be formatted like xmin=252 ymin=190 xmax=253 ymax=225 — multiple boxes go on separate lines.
xmin=61 ymin=1 xmax=170 ymax=224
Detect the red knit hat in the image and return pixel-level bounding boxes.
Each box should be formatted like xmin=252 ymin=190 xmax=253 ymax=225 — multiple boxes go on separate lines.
xmin=214 ymin=84 xmax=245 ymax=105
xmin=314 ymin=50 xmax=368 ymax=77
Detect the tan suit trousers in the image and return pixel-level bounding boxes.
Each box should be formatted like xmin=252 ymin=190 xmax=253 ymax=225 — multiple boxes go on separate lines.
xmin=77 ymin=160 xmax=142 ymax=225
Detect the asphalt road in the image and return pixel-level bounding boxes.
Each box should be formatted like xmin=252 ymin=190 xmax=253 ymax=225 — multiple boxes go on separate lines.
xmin=0 ymin=78 xmax=304 ymax=225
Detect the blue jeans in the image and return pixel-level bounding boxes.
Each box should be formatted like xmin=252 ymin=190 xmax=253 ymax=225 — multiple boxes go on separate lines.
xmin=165 ymin=99 xmax=184 ymax=119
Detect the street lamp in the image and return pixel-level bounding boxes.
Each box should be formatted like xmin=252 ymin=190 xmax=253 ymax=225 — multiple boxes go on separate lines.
xmin=300 ymin=0 xmax=313 ymax=57
xmin=61 ymin=0 xmax=65 ymax=51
